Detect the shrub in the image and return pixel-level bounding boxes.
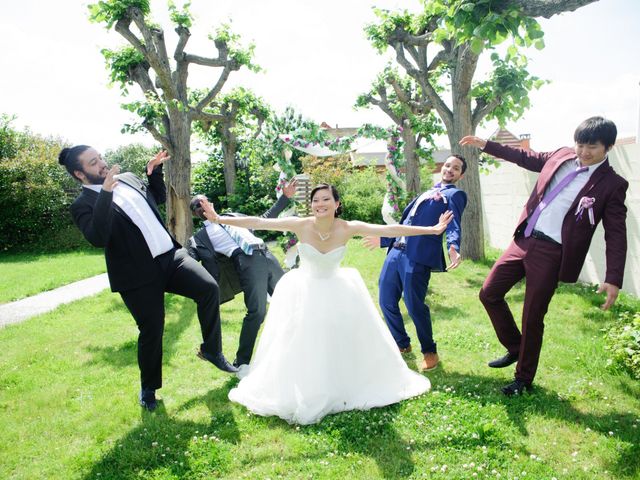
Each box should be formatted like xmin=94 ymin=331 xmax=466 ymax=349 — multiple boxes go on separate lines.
xmin=0 ymin=114 xmax=28 ymax=160
xmin=339 ymin=167 xmax=386 ymax=223
xmin=0 ymin=125 xmax=85 ymax=251
xmin=300 ymin=154 xmax=351 ymax=194
xmin=605 ymin=311 xmax=640 ymax=380
xmin=104 ymin=143 xmax=159 ymax=178
xmin=191 ymin=149 xmax=281 ymax=239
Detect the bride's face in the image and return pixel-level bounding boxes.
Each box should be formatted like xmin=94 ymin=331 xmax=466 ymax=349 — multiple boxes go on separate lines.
xmin=311 ymin=188 xmax=339 ymax=218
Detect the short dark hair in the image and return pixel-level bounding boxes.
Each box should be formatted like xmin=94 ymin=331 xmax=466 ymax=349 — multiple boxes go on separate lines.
xmin=449 ymin=154 xmax=467 ymax=174
xmin=574 ymin=116 xmax=617 ymax=149
xmin=310 ymin=183 xmax=342 ymax=217
xmin=58 ymin=145 xmax=91 ymax=181
xmin=189 ymin=194 xmax=207 ymax=212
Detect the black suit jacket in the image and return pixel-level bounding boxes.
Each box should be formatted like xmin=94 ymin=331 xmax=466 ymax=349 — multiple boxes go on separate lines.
xmin=70 ymin=167 xmax=180 ymax=292
xmin=187 ymin=195 xmax=291 ymax=303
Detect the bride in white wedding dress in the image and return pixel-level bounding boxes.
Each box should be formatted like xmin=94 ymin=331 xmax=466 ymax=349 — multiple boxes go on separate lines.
xmin=200 ymin=184 xmax=452 ymax=425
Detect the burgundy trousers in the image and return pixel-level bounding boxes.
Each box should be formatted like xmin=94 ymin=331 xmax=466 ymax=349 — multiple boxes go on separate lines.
xmin=479 ymin=235 xmax=562 ymax=383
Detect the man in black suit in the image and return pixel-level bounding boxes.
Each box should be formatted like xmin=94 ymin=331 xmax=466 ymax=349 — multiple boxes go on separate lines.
xmin=59 ymin=145 xmax=237 ymax=411
xmin=188 ymin=179 xmax=297 ymax=372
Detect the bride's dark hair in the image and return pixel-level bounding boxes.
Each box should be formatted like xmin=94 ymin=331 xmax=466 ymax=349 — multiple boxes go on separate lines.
xmin=310 ymin=183 xmax=342 ymax=217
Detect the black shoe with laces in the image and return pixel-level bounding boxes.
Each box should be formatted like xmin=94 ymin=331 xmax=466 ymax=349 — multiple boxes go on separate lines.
xmin=197 ymin=349 xmax=239 ymax=373
xmin=501 ymin=379 xmax=532 ymax=396
xmin=139 ymin=388 xmax=158 ymax=411
xmin=488 ymin=351 xmax=519 ymax=368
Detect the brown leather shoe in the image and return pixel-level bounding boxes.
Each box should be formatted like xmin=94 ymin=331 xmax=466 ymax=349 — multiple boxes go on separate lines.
xmin=421 ymin=352 xmax=439 ymax=371
xmin=399 ymin=345 xmax=412 ymax=354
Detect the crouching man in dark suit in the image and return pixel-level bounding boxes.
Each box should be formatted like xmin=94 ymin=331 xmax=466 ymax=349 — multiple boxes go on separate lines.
xmin=59 ymin=145 xmax=237 ymax=411
xmin=460 ymin=116 xmax=628 ymax=396
xmin=187 ymin=179 xmax=297 ymax=374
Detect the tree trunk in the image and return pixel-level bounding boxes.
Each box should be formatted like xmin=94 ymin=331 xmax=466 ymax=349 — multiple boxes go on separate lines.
xmin=221 ymin=140 xmax=236 ymax=196
xmin=165 ymin=112 xmax=193 ymax=245
xmin=449 ymin=109 xmax=484 ymax=261
xmin=219 ymin=122 xmax=237 ymax=196
xmin=402 ymin=125 xmax=420 ymax=197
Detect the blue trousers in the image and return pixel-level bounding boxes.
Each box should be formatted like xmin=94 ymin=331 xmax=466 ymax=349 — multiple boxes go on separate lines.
xmin=379 ymin=247 xmax=436 ymax=353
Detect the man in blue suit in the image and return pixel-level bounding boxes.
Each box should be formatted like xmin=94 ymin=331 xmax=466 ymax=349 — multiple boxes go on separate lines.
xmin=364 ymin=155 xmax=467 ymax=371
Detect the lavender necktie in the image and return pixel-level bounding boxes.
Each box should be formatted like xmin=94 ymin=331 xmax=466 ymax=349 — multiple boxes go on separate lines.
xmin=524 ymin=165 xmax=588 ymax=237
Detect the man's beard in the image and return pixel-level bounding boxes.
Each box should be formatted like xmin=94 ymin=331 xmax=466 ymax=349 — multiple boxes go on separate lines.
xmin=84 ymin=171 xmax=106 ymax=185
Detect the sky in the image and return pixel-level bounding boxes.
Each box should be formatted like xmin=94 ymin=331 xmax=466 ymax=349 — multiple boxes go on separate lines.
xmin=1 ymin=0 xmax=639 ymax=154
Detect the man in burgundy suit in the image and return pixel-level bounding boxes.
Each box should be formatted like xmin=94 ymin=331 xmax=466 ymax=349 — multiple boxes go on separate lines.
xmin=460 ymin=116 xmax=628 ymax=395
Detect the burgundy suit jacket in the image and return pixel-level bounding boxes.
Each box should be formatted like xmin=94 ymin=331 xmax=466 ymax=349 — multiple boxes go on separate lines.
xmin=483 ymin=141 xmax=628 ymax=287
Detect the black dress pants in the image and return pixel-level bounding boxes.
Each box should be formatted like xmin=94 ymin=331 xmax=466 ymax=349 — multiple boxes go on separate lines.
xmin=120 ymin=248 xmax=221 ymax=390
xmin=233 ymin=249 xmax=284 ymax=365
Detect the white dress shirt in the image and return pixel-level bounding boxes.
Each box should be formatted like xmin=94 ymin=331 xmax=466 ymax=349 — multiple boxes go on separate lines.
xmin=534 ymin=157 xmax=605 ymax=243
xmin=85 ymin=183 xmax=174 ymax=258
xmin=203 ymin=220 xmax=264 ymax=257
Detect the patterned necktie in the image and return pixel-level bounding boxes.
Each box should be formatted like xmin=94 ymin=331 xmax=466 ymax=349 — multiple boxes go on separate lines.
xmin=220 ymin=224 xmax=262 ymax=255
xmin=524 ymin=165 xmax=589 ymax=237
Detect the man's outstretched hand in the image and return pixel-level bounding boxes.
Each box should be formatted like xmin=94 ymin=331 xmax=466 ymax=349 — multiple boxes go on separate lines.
xmin=282 ymin=178 xmax=299 ymax=199
xmin=362 ymin=236 xmax=381 ymax=251
xmin=597 ymin=282 xmax=619 ymax=310
xmin=147 ymin=150 xmax=170 ymax=176
xmin=103 ymin=165 xmax=120 ymax=192
xmin=446 ymin=245 xmax=462 ymax=271
xmin=459 ymin=136 xmax=487 ymax=149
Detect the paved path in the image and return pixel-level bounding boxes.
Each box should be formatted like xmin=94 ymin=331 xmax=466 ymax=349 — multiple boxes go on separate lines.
xmin=0 ymin=273 xmax=110 ymax=328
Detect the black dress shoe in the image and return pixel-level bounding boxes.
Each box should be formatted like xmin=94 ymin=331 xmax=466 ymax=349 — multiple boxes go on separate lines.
xmin=501 ymin=379 xmax=532 ymax=396
xmin=488 ymin=351 xmax=519 ymax=368
xmin=139 ymin=388 xmax=158 ymax=411
xmin=197 ymin=349 xmax=239 ymax=373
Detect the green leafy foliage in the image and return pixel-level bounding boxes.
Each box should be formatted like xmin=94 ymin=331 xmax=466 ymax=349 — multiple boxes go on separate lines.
xmin=88 ymin=0 xmax=150 ymax=28
xmin=471 ymin=53 xmax=548 ymax=126
xmin=0 ymin=122 xmax=81 ymax=251
xmin=121 ymin=93 xmax=168 ymax=134
xmin=0 ymin=114 xmax=28 ymax=160
xmin=101 ymin=46 xmax=147 ymax=94
xmin=339 ymin=167 xmax=387 ymax=224
xmin=261 ymin=107 xmax=319 ymax=175
xmin=605 ymin=311 xmax=640 ymax=379
xmin=211 ymin=24 xmax=261 ymax=73
xmin=365 ymin=9 xmax=416 ymax=52
xmin=103 ymin=143 xmax=158 ymax=178
xmin=168 ymin=0 xmax=192 ymax=28
xmin=195 ymin=87 xmax=271 ymax=163
xmin=365 ymin=0 xmax=550 ymax=129
xmin=191 ymin=149 xmax=280 ymax=224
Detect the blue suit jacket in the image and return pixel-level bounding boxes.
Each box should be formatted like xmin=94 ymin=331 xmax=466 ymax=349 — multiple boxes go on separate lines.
xmin=381 ymin=185 xmax=467 ymax=271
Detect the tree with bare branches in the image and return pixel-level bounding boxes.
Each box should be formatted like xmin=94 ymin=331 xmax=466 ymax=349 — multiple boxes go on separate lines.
xmin=355 ymin=67 xmax=442 ymax=197
xmin=366 ymin=0 xmax=599 ymax=260
xmin=89 ymin=0 xmax=259 ymax=243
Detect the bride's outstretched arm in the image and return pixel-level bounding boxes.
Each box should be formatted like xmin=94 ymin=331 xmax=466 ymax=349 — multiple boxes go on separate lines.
xmin=200 ymin=198 xmax=303 ymax=233
xmin=348 ymin=211 xmax=453 ymax=237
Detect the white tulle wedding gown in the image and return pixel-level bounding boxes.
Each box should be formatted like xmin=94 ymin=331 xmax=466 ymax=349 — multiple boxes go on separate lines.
xmin=228 ymin=242 xmax=430 ymax=424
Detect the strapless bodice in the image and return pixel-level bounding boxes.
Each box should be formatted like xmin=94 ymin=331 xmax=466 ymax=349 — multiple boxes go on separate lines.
xmin=297 ymin=243 xmax=346 ymax=278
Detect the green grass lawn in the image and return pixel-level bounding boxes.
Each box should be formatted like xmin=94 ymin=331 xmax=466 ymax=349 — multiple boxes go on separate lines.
xmin=0 ymin=249 xmax=106 ymax=303
xmin=0 ymin=240 xmax=638 ymax=479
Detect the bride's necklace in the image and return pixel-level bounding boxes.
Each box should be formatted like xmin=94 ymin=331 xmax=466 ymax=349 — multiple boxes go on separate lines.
xmin=313 ymin=222 xmax=334 ymax=241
